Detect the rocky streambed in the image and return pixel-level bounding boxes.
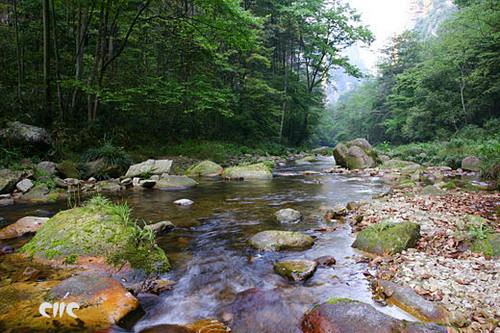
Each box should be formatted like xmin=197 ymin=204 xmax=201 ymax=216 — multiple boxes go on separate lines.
xmin=0 ymin=151 xmax=498 ymax=333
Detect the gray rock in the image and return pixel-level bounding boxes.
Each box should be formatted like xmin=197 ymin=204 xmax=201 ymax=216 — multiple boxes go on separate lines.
xmin=273 ymin=259 xmax=318 ymax=282
xmin=333 ymin=139 xmax=377 ymax=170
xmin=16 ymin=179 xmax=34 ymax=193
xmin=0 ymin=121 xmax=51 ymax=146
xmin=0 ymin=198 xmax=14 ymax=206
xmin=275 ymin=208 xmax=302 ymax=223
xmin=155 ymin=176 xmax=198 ymax=190
xmin=186 ymin=160 xmax=223 ymax=177
xmin=461 ymin=156 xmax=481 ymax=172
xmin=174 ymin=199 xmax=194 ymax=206
xmin=320 ymin=204 xmax=346 ymax=220
xmin=314 ymin=255 xmax=336 ymax=267
xmin=36 ymin=161 xmax=57 ymax=177
xmin=95 ymin=180 xmax=122 ymax=192
xmin=249 ymin=230 xmax=314 ymax=251
xmin=0 ymin=169 xmax=23 ymax=194
xmin=222 ymin=163 xmax=273 ymax=180
xmin=125 ymin=159 xmax=172 ymax=178
xmin=144 ymin=221 xmax=175 ymax=236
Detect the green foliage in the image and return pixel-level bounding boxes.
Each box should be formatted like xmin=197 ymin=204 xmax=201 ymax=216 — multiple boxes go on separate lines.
xmin=82 ymin=141 xmax=131 ymax=170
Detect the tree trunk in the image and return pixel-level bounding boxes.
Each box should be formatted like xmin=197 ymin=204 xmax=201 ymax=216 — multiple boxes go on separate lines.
xmin=13 ymin=0 xmax=23 ymax=103
xmin=42 ymin=0 xmax=52 ymax=124
xmin=50 ymin=0 xmax=65 ymax=120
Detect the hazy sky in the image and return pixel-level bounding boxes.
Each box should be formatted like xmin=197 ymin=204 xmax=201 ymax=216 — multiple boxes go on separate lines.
xmin=348 ymin=0 xmax=413 ymax=71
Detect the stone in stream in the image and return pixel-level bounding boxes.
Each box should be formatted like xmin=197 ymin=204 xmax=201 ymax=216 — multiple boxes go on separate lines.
xmin=219 ymin=288 xmax=303 ymax=333
xmin=319 ymin=204 xmax=346 ymax=220
xmin=333 ymin=138 xmax=378 ymax=170
xmin=352 ymin=221 xmax=420 ymax=255
xmin=0 ymin=273 xmax=139 ymax=332
xmin=376 ymin=280 xmax=450 ymax=324
xmin=95 ymin=179 xmax=123 ymax=192
xmin=125 ymin=159 xmax=173 ymax=178
xmin=302 ymin=298 xmax=447 ymax=333
xmin=144 ymin=221 xmax=175 ymax=236
xmin=140 ymin=320 xmax=229 ymax=333
xmin=249 ymin=230 xmax=314 ymax=251
xmin=155 ymin=175 xmax=198 ymax=190
xmin=222 ymin=162 xmax=273 ymax=180
xmin=273 ymin=259 xmax=318 ymax=282
xmin=275 ymin=208 xmax=302 ymax=223
xmin=140 ymin=179 xmax=157 ymax=189
xmin=314 ymin=255 xmax=336 ymax=267
xmin=185 ymin=160 xmax=223 ymax=177
xmin=0 ymin=216 xmax=49 ymax=240
xmin=174 ymin=198 xmax=194 ymax=206
xmin=0 ymin=169 xmax=23 ymax=194
xmin=20 ymin=183 xmax=66 ymax=203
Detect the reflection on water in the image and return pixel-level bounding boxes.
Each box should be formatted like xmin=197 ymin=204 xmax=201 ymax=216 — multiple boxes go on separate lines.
xmin=0 ymin=158 xmax=415 ymax=331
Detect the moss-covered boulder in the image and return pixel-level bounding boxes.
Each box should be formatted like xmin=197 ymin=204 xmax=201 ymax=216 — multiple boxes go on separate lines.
xmin=222 ymin=162 xmax=273 ymax=180
xmin=381 ymin=159 xmax=422 ymax=172
xmin=155 ymin=175 xmax=198 ymax=190
xmin=352 ymin=222 xmax=421 ymax=255
xmin=186 ymin=160 xmax=223 ymax=177
xmin=56 ymin=160 xmax=80 ymax=179
xmin=20 ymin=184 xmax=66 ymax=203
xmin=273 ymin=259 xmax=317 ymax=282
xmin=249 ymin=230 xmax=314 ymax=251
xmin=333 ymin=139 xmax=378 ymax=170
xmin=21 ymin=196 xmax=169 ymax=274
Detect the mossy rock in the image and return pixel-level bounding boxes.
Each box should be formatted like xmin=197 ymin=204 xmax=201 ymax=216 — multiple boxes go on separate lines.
xmin=471 ymin=234 xmax=500 ymax=257
xmin=273 ymin=259 xmax=318 ymax=282
xmin=21 ymin=196 xmax=169 ymax=274
xmin=222 ymin=162 xmax=273 ymax=180
xmin=185 ymin=160 xmax=223 ymax=177
xmin=20 ymin=184 xmax=66 ymax=203
xmin=249 ymin=230 xmax=314 ymax=251
xmin=352 ymin=222 xmax=421 ymax=255
xmin=56 ymin=160 xmax=80 ymax=179
xmin=155 ymin=175 xmax=198 ymax=190
xmin=0 ymin=169 xmax=23 ymax=194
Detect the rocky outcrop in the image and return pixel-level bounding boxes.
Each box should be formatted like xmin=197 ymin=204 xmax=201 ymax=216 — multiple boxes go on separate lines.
xmin=352 ymin=222 xmax=420 ymax=255
xmin=333 ymin=138 xmax=378 ymax=170
xmin=0 ymin=216 xmax=49 ymax=240
xmin=273 ymin=259 xmax=317 ymax=282
xmin=0 ymin=169 xmax=23 ymax=194
xmin=219 ymin=288 xmax=302 ymax=333
xmin=125 ymin=159 xmax=172 ymax=178
xmin=185 ymin=160 xmax=223 ymax=177
xmin=249 ymin=230 xmax=314 ymax=251
xmin=275 ymin=208 xmax=302 ymax=223
xmin=376 ymin=280 xmax=450 ymax=324
xmin=461 ymin=156 xmax=481 ymax=172
xmin=20 ymin=196 xmax=169 ymax=274
xmin=222 ymin=162 xmax=273 ymax=180
xmin=155 ymin=175 xmax=198 ymax=190
xmin=0 ymin=121 xmax=51 ymax=147
xmin=0 ymin=273 xmax=138 ymax=332
xmin=302 ymin=299 xmax=447 ymax=333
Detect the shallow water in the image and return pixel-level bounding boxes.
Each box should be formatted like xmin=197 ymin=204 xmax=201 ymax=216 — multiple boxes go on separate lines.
xmin=0 ymin=158 xmax=416 ymax=331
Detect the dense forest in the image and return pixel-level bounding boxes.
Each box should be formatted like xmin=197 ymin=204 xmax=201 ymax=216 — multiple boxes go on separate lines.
xmin=0 ymin=0 xmax=372 ymax=150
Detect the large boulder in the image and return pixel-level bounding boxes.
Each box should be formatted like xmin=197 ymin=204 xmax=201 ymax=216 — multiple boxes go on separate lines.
xmin=185 ymin=160 xmax=223 ymax=177
xmin=155 ymin=175 xmax=198 ymax=190
xmin=56 ymin=160 xmax=80 ymax=179
xmin=376 ymin=280 xmax=450 ymax=324
xmin=0 ymin=216 xmax=49 ymax=240
xmin=219 ymin=288 xmax=302 ymax=333
xmin=125 ymin=159 xmax=172 ymax=178
xmin=20 ymin=184 xmax=65 ymax=203
xmin=275 ymin=208 xmax=303 ymax=224
xmin=0 ymin=169 xmax=23 ymax=194
xmin=249 ymin=230 xmax=314 ymax=251
xmin=84 ymin=158 xmax=123 ymax=179
xmin=333 ymin=139 xmax=378 ymax=170
xmin=461 ymin=156 xmax=481 ymax=172
xmin=0 ymin=274 xmax=138 ymax=332
xmin=0 ymin=121 xmax=51 ymax=147
xmin=20 ymin=196 xmax=169 ymax=274
xmin=302 ymin=299 xmax=447 ymax=333
xmin=352 ymin=222 xmax=420 ymax=255
xmin=222 ymin=162 xmax=273 ymax=180
xmin=36 ymin=161 xmax=57 ymax=177
xmin=273 ymin=259 xmax=317 ymax=282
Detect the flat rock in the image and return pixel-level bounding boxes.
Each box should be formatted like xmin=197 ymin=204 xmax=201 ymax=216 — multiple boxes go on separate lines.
xmin=275 ymin=208 xmax=302 ymax=223
xmin=16 ymin=179 xmax=34 ymax=193
xmin=174 ymin=199 xmax=194 ymax=206
xmin=249 ymin=230 xmax=314 ymax=251
xmin=0 ymin=216 xmax=49 ymax=240
xmin=222 ymin=163 xmax=272 ymax=180
xmin=125 ymin=159 xmax=173 ymax=178
xmin=273 ymin=259 xmax=317 ymax=282
xmin=155 ymin=176 xmax=198 ymax=190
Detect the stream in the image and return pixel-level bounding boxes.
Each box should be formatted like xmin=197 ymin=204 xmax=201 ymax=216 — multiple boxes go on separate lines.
xmin=0 ymin=157 xmax=416 ymax=332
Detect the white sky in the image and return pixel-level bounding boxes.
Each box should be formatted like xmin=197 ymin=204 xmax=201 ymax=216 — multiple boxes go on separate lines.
xmin=348 ymin=0 xmax=413 ymax=72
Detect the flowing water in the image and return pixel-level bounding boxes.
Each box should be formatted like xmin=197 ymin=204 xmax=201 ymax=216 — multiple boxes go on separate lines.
xmin=0 ymin=157 xmax=415 ymax=331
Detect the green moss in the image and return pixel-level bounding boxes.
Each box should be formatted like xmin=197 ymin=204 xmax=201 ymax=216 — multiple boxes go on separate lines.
xmin=442 ymin=180 xmax=457 ymax=190
xmin=21 ymin=195 xmax=169 ymax=274
xmin=185 ymin=160 xmax=223 ymax=177
xmin=222 ymin=162 xmax=273 ymax=179
xmin=326 ymin=297 xmax=354 ymax=305
xmin=352 ymin=221 xmax=421 ymax=255
xmin=57 ymin=160 xmax=80 ymax=179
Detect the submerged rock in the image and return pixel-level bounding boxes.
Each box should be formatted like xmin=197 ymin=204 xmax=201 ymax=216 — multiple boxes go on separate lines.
xmin=222 ymin=162 xmax=273 ymax=180
xmin=302 ymin=298 xmax=447 ymax=333
xmin=376 ymin=280 xmax=450 ymax=324
xmin=0 ymin=169 xmax=23 ymax=194
xmin=275 ymin=208 xmax=302 ymax=223
xmin=274 ymin=259 xmax=318 ymax=282
xmin=219 ymin=288 xmax=302 ymax=333
xmin=249 ymin=230 xmax=314 ymax=251
xmin=0 ymin=216 xmax=49 ymax=240
xmin=185 ymin=160 xmax=223 ymax=177
xmin=155 ymin=175 xmax=198 ymax=190
xmin=125 ymin=159 xmax=172 ymax=178
xmin=352 ymin=222 xmax=420 ymax=255
xmin=0 ymin=273 xmax=138 ymax=332
xmin=20 ymin=196 xmax=169 ymax=274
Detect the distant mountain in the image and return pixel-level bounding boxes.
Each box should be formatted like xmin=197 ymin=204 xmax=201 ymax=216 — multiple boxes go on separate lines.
xmin=409 ymin=0 xmax=456 ymax=37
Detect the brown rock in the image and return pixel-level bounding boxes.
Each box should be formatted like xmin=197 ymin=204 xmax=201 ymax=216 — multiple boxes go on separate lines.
xmin=0 ymin=216 xmax=49 ymax=240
